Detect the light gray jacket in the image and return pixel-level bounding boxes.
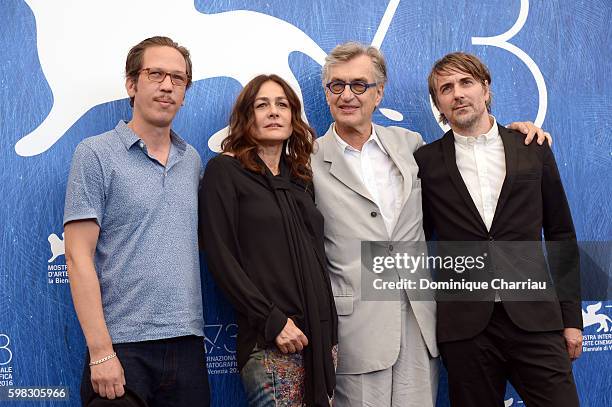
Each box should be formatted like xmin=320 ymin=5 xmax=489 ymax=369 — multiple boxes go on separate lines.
xmin=312 ymin=123 xmax=438 ymax=374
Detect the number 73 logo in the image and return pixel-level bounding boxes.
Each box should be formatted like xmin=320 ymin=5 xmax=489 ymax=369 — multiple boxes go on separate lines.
xmin=204 ymin=324 xmax=238 ymax=354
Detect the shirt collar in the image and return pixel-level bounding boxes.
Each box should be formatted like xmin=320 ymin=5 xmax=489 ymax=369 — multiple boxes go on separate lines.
xmin=332 ymin=123 xmax=388 ymax=155
xmin=115 ymin=120 xmax=187 ymax=154
xmin=453 ymin=116 xmax=499 ymax=146
xmin=115 ymin=120 xmax=140 ymax=150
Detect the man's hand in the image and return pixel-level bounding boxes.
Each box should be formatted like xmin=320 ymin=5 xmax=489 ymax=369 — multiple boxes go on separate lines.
xmin=507 ymin=121 xmax=552 ymax=146
xmin=275 ymin=318 xmax=308 ymax=354
xmin=90 ymin=356 xmax=126 ymax=399
xmin=563 ymin=327 xmax=583 ymax=361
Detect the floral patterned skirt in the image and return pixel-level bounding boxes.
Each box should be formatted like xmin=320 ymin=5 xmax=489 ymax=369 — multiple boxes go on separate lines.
xmin=240 ymin=345 xmax=338 ymax=407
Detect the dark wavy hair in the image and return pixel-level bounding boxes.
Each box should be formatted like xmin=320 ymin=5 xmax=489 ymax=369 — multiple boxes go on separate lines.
xmin=221 ymin=74 xmax=315 ymax=182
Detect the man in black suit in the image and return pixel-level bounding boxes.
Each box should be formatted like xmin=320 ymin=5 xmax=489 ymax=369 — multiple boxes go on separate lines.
xmin=414 ymin=52 xmax=582 ymax=406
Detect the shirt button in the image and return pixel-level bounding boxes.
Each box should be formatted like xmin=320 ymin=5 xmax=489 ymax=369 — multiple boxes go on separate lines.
xmin=139 ymin=142 xmax=144 ymax=148
xmin=370 ymin=211 xmax=377 ymax=218
xmin=389 ymin=244 xmax=394 ymax=252
xmin=488 ymin=235 xmax=494 ymax=241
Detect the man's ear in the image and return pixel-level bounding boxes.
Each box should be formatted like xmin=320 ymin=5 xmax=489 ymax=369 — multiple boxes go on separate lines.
xmin=374 ymin=83 xmax=385 ymax=107
xmin=125 ymin=77 xmax=137 ymax=98
xmin=324 ymin=87 xmax=331 ymax=106
xmin=483 ymin=80 xmax=490 ymax=103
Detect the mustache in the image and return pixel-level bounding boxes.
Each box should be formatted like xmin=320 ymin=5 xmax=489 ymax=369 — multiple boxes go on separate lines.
xmin=154 ymin=96 xmax=175 ymax=104
xmin=452 ymin=101 xmax=471 ymax=109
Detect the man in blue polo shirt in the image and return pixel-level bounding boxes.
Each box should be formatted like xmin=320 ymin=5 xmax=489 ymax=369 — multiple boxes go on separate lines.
xmin=64 ymin=36 xmax=209 ymax=406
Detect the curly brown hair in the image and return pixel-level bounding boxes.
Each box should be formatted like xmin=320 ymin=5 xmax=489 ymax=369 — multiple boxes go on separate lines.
xmin=222 ymin=74 xmax=315 ymax=182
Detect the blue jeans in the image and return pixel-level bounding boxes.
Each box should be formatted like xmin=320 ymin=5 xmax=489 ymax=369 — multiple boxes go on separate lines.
xmin=240 ymin=346 xmax=337 ymax=407
xmin=80 ymin=335 xmax=210 ymax=407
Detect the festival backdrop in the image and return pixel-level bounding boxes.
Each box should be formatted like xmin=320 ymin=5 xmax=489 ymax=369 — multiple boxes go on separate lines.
xmin=1 ymin=0 xmax=610 ymax=405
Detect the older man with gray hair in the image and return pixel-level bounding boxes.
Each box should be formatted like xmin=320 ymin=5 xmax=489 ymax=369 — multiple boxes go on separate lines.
xmin=311 ymin=42 xmax=548 ymax=406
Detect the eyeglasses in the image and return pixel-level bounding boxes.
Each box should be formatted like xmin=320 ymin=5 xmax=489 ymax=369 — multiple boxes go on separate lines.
xmin=139 ymin=68 xmax=189 ymax=86
xmin=326 ymin=80 xmax=377 ymax=95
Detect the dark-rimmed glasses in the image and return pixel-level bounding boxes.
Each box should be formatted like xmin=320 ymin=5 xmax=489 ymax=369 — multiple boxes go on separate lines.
xmin=326 ymin=80 xmax=377 ymax=95
xmin=139 ymin=68 xmax=188 ymax=87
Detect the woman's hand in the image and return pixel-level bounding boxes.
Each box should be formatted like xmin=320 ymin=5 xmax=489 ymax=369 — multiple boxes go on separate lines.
xmin=275 ymin=318 xmax=309 ymax=353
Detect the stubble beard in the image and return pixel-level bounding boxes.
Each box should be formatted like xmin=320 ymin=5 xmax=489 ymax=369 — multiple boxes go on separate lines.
xmin=450 ymin=106 xmax=487 ymax=134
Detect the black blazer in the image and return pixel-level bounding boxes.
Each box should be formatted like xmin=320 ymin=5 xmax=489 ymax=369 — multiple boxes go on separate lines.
xmin=414 ymin=125 xmax=582 ymax=343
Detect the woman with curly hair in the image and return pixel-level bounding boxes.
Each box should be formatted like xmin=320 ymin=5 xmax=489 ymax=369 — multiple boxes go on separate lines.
xmin=199 ymin=74 xmax=338 ymax=406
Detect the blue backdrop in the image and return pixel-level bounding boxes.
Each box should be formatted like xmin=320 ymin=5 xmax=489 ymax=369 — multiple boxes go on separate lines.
xmin=0 ymin=0 xmax=610 ymax=406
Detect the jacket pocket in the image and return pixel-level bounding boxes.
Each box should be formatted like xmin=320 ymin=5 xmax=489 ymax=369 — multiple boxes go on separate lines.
xmin=514 ymin=171 xmax=540 ymax=182
xmin=334 ymin=295 xmax=354 ymax=316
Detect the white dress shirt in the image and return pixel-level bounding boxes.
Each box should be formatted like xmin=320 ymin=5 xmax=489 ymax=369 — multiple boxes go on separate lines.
xmin=453 ymin=117 xmax=506 ymax=231
xmin=333 ymin=125 xmax=403 ymax=236
xmin=454 ymin=117 xmax=505 ymax=302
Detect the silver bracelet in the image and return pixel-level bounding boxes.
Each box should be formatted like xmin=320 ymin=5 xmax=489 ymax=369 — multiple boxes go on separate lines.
xmin=89 ymin=352 xmax=117 ymax=366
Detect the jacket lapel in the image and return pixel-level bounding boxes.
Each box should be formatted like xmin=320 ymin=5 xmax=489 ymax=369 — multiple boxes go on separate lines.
xmin=490 ymin=125 xmax=518 ymax=233
xmin=321 ymin=125 xmax=375 ymax=203
xmin=375 ymin=124 xmax=414 ymax=212
xmin=441 ymin=131 xmax=488 ymax=232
